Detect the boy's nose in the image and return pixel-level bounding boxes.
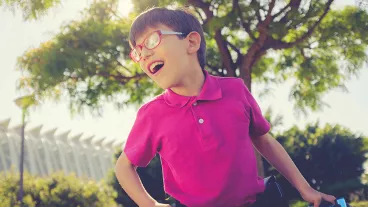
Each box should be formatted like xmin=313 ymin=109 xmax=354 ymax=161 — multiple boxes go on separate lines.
xmin=141 ymin=47 xmax=153 ymax=61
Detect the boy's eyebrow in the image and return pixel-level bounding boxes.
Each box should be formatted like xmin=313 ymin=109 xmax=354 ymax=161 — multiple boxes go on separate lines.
xmin=133 ymin=28 xmax=153 ymax=45
xmin=131 ymin=24 xmax=160 ymax=45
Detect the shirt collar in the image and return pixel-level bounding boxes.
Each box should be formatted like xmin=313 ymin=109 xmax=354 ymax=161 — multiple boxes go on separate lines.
xmin=163 ymin=70 xmax=223 ymax=108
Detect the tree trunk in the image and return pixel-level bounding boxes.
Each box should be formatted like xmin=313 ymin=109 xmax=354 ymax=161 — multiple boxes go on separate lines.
xmin=189 ymin=0 xmax=334 ymax=179
xmin=240 ymin=51 xmax=265 ymax=178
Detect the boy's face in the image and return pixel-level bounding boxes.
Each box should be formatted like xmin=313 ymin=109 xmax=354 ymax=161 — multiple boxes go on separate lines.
xmin=133 ymin=24 xmax=199 ymax=90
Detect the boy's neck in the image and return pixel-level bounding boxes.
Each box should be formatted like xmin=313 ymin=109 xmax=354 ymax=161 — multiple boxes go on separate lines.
xmin=170 ymin=67 xmax=205 ymax=97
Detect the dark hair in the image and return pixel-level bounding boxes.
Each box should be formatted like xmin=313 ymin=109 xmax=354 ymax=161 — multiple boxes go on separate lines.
xmin=129 ymin=7 xmax=207 ymax=69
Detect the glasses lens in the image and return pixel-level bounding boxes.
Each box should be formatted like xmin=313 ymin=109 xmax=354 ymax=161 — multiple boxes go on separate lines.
xmin=131 ymin=49 xmax=140 ymax=62
xmin=145 ymin=32 xmax=160 ymax=49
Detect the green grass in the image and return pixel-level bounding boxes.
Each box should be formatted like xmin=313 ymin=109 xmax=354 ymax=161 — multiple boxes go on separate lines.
xmin=289 ymin=200 xmax=308 ymax=207
xmin=351 ymin=201 xmax=368 ymax=207
xmin=289 ymin=200 xmax=368 ymax=207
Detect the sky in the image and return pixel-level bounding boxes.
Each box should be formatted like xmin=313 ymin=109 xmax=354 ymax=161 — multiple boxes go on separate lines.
xmin=0 ymin=0 xmax=367 ymax=146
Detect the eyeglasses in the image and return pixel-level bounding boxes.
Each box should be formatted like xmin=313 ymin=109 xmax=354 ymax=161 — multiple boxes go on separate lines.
xmin=130 ymin=30 xmax=185 ymax=62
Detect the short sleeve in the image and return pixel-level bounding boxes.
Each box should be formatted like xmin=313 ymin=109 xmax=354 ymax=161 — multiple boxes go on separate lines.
xmin=241 ymin=81 xmax=271 ymax=137
xmin=123 ymin=105 xmax=160 ymax=167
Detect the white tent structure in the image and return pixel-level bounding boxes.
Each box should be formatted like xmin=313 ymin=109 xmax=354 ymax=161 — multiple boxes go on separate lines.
xmin=0 ymin=118 xmax=123 ymax=180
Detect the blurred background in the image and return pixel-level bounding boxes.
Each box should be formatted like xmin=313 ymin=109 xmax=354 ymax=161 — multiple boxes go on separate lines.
xmin=0 ymin=0 xmax=367 ymax=206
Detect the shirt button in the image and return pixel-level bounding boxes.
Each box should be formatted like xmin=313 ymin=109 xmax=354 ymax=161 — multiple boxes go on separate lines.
xmin=193 ymin=102 xmax=198 ymax=106
xmin=198 ymin=118 xmax=204 ymax=124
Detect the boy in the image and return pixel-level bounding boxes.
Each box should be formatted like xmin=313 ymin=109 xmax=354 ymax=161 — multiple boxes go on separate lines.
xmin=115 ymin=7 xmax=336 ymax=207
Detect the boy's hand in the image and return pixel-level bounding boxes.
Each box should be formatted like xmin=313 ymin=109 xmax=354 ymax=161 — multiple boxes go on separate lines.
xmin=300 ymin=186 xmax=336 ymax=207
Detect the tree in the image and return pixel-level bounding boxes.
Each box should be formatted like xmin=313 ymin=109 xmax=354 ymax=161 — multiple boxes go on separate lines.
xmin=264 ymin=107 xmax=284 ymax=133
xmin=0 ymin=0 xmax=61 ymax=21
xmin=15 ymin=0 xmax=368 ymax=175
xmin=16 ymin=0 xmax=160 ymax=115
xmin=263 ymin=123 xmax=368 ymax=202
xmin=0 ymin=171 xmax=117 ymax=207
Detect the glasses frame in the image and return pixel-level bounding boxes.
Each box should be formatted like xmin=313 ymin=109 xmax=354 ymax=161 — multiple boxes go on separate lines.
xmin=130 ymin=30 xmax=185 ymax=62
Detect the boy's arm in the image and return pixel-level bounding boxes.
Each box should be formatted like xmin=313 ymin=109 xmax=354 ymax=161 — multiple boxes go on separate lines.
xmin=252 ymin=133 xmax=336 ymax=207
xmin=115 ymin=152 xmax=170 ymax=207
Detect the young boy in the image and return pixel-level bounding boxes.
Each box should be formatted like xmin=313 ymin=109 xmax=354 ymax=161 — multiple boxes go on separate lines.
xmin=115 ymin=7 xmax=336 ymax=207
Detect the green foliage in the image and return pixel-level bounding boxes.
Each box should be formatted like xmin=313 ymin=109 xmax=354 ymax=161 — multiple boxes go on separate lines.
xmin=16 ymin=0 xmax=162 ymax=115
xmin=0 ymin=171 xmax=117 ymax=207
xmin=263 ymin=107 xmax=284 ymax=133
xmin=289 ymin=200 xmax=308 ymax=207
xmin=134 ymin=1 xmax=368 ymax=114
xmin=351 ymin=201 xmax=368 ymax=207
xmin=0 ymin=0 xmax=61 ymax=21
xmin=277 ymin=6 xmax=368 ymax=113
xmin=264 ymin=123 xmax=368 ymax=201
xmin=14 ymin=0 xmax=368 ymax=116
xmin=291 ymin=201 xmax=368 ymax=207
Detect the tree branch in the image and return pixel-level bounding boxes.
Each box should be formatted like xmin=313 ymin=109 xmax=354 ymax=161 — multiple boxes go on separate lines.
xmin=116 ymin=60 xmax=133 ymax=75
xmin=250 ymin=49 xmax=267 ymax=70
xmin=188 ymin=0 xmax=214 ymax=33
xmin=233 ymin=0 xmax=257 ymax=41
xmin=300 ymin=48 xmax=307 ymax=60
xmin=226 ymin=40 xmax=241 ymax=56
xmin=226 ymin=40 xmax=242 ymax=68
xmin=266 ymin=0 xmax=276 ymax=23
xmin=188 ymin=0 xmax=213 ymax=21
xmin=286 ymin=1 xmax=314 ymax=31
xmin=239 ymin=0 xmax=277 ymax=84
xmin=272 ymin=2 xmax=292 ymax=20
xmin=257 ymin=0 xmax=276 ymax=48
xmin=214 ymin=31 xmax=236 ymax=77
xmin=232 ymin=0 xmax=239 ymax=13
xmin=189 ymin=0 xmax=235 ymax=77
xmin=250 ymin=0 xmax=263 ymax=23
xmin=107 ymin=8 xmax=123 ymax=21
xmin=267 ymin=0 xmax=334 ymax=50
xmin=194 ymin=8 xmax=205 ymax=23
xmin=97 ymin=71 xmax=145 ymax=84
xmin=277 ymin=0 xmax=302 ymax=24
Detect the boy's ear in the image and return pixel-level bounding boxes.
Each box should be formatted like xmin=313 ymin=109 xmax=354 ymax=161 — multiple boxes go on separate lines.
xmin=187 ymin=31 xmax=201 ymax=54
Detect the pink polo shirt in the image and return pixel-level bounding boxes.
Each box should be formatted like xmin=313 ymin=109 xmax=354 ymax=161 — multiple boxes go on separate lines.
xmin=124 ymin=70 xmax=271 ymax=207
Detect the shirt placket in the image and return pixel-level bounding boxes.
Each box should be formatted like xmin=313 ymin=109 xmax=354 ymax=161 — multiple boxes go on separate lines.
xmin=190 ymin=100 xmax=218 ymax=151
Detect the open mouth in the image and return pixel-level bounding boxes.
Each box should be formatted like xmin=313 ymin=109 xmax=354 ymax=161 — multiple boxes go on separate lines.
xmin=148 ymin=61 xmax=165 ymax=74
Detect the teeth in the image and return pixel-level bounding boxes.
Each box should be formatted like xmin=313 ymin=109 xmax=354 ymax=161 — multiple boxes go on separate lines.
xmin=149 ymin=61 xmax=164 ymax=71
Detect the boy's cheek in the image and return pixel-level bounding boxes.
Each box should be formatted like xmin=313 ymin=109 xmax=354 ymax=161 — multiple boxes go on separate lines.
xmin=139 ymin=66 xmax=151 ymax=76
xmin=139 ymin=63 xmax=146 ymax=72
